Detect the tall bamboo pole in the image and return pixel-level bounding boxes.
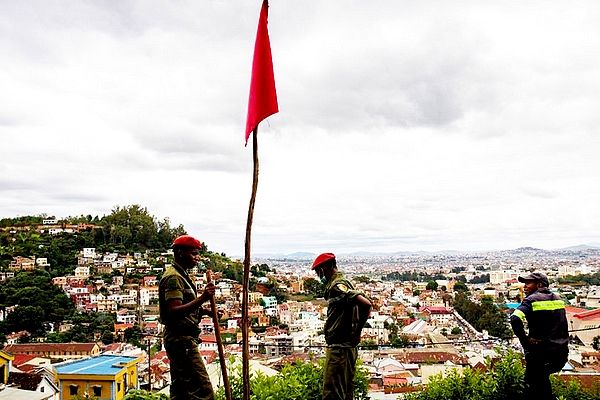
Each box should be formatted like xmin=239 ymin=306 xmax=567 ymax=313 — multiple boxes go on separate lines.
xmin=242 ymin=127 xmax=259 ymax=400
xmin=206 ymin=270 xmax=232 ymax=400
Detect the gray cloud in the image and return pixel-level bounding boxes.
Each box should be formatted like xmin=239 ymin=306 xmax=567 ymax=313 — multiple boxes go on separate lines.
xmin=1 ymin=1 xmax=599 ymax=254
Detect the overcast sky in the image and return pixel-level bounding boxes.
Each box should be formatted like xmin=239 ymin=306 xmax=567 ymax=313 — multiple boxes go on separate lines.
xmin=2 ymin=1 xmax=599 ymax=256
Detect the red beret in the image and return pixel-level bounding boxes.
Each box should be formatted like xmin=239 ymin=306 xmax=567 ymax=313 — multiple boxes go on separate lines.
xmin=312 ymin=253 xmax=335 ymax=270
xmin=172 ymin=235 xmax=202 ymax=249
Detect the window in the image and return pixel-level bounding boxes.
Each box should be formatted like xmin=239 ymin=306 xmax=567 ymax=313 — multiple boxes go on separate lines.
xmin=117 ymin=382 xmax=121 ymax=392
xmin=69 ymin=385 xmax=79 ymax=395
xmin=93 ymin=385 xmax=102 ymax=397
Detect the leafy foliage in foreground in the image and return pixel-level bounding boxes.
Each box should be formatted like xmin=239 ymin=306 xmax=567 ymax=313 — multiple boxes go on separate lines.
xmin=405 ymin=350 xmax=600 ymax=400
xmin=124 ymin=390 xmax=168 ymax=399
xmin=122 ymin=359 xmax=368 ymax=400
xmin=121 ymin=351 xmax=600 ymax=400
xmin=215 ymin=358 xmax=369 ymax=400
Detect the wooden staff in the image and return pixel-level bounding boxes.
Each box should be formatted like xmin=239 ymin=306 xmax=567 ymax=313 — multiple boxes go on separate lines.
xmin=242 ymin=127 xmax=259 ymax=400
xmin=206 ymin=269 xmax=232 ymax=400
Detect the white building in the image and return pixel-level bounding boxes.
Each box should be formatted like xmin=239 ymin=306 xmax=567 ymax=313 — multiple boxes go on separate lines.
xmin=139 ymin=287 xmax=159 ymax=306
xmin=74 ymin=266 xmax=90 ymax=279
xmin=116 ymin=311 xmax=137 ymax=325
xmin=489 ymin=270 xmax=519 ymax=284
xmin=83 ymin=248 xmax=96 ymax=258
xmin=36 ymin=257 xmax=50 ymax=268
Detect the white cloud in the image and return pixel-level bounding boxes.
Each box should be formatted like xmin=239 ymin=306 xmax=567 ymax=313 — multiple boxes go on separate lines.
xmin=1 ymin=1 xmax=599 ymax=255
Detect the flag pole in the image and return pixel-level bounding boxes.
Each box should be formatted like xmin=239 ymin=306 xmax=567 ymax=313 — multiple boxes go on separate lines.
xmin=242 ymin=1 xmax=277 ymax=396
xmin=206 ymin=270 xmax=232 ymax=400
xmin=242 ymin=126 xmax=259 ymax=400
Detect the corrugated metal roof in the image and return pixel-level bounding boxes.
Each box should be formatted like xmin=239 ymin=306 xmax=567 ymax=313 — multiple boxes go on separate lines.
xmin=54 ymin=354 xmax=138 ymax=376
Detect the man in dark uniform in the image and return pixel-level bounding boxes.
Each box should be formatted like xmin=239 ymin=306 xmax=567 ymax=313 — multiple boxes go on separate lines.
xmin=510 ymin=272 xmax=568 ymax=400
xmin=159 ymin=235 xmax=216 ymax=400
xmin=312 ymin=253 xmax=372 ymax=400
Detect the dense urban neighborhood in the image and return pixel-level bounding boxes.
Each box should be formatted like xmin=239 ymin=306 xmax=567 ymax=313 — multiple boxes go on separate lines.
xmin=0 ymin=208 xmax=599 ymax=399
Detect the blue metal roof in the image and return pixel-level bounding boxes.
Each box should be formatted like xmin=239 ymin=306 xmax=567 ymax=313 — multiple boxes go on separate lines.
xmin=55 ymin=354 xmax=138 ymax=376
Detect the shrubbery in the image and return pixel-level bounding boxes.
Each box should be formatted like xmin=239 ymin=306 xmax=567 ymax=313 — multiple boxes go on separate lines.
xmin=125 ymin=350 xmax=600 ymax=400
xmin=405 ymin=350 xmax=600 ymax=400
xmin=215 ymin=358 xmax=369 ymax=400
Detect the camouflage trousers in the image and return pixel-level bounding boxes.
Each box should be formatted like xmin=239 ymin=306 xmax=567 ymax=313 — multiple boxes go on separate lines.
xmin=323 ymin=346 xmax=358 ymax=400
xmin=164 ymin=335 xmax=215 ymax=400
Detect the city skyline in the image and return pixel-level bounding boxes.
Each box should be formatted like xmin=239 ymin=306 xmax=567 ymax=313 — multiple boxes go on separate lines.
xmin=2 ymin=1 xmax=599 ymax=256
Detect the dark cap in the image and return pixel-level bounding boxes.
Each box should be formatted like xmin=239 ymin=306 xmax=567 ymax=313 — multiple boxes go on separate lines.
xmin=518 ymin=272 xmax=549 ymax=287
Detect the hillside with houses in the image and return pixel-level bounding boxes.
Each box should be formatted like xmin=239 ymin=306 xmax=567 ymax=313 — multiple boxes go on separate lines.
xmin=0 ymin=207 xmax=599 ymax=399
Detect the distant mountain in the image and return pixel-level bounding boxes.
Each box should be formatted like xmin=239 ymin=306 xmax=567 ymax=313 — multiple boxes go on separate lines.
xmin=251 ymin=244 xmax=600 ymax=261
xmin=253 ymin=252 xmax=315 ymax=260
xmin=513 ymin=246 xmax=545 ymax=253
xmin=344 ymin=251 xmax=382 ymax=257
xmin=285 ymin=252 xmax=315 ymax=259
xmin=558 ymin=244 xmax=600 ymax=251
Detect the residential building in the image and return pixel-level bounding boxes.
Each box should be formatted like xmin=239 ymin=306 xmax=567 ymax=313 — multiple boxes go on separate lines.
xmin=9 ymin=256 xmax=36 ymax=271
xmin=566 ymin=307 xmax=600 ymax=346
xmin=0 ymin=350 xmax=14 ymax=384
xmin=3 ymin=343 xmax=101 ymax=361
xmin=54 ymin=354 xmax=141 ymax=400
xmin=489 ymin=270 xmax=519 ymax=285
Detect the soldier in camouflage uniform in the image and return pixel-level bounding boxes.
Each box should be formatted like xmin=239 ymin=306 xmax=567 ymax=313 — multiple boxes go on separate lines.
xmin=159 ymin=235 xmax=216 ymax=400
xmin=312 ymin=253 xmax=372 ymax=400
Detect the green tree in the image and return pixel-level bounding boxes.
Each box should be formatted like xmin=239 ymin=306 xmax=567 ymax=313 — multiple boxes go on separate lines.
xmin=303 ymin=277 xmax=324 ymax=298
xmin=390 ymin=334 xmax=411 ymax=348
xmin=124 ymin=325 xmax=144 ymax=348
xmin=0 ymin=270 xmax=77 ymax=336
xmin=354 ymin=275 xmax=371 ymax=284
xmin=454 ymin=281 xmax=469 ymax=293
xmin=426 ymin=280 xmax=439 ymax=291
xmin=101 ymin=331 xmax=115 ymax=345
xmin=453 ymin=293 xmax=511 ymax=338
xmin=5 ymin=305 xmax=46 ymax=335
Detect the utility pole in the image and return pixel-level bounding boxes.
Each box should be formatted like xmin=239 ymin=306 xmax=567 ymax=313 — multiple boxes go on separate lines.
xmin=145 ymin=335 xmax=152 ymax=391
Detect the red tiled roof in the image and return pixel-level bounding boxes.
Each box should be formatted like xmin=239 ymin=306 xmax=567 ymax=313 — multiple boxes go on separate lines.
xmin=421 ymin=306 xmax=451 ymax=314
xmin=383 ymin=376 xmax=408 ymax=386
xmin=17 ymin=364 xmax=37 ymax=373
xmin=565 ymin=306 xmax=591 ymax=314
xmin=4 ymin=342 xmax=99 ymax=354
xmin=573 ymin=308 xmax=600 ymax=320
xmin=582 ymin=352 xmax=600 ymax=357
xmin=558 ymin=374 xmax=600 ymax=390
xmin=114 ymin=323 xmax=134 ymax=332
xmin=198 ymin=350 xmax=217 ymax=364
xmin=103 ymin=343 xmax=123 ymax=352
xmin=199 ymin=334 xmax=217 ymax=343
xmin=152 ymin=350 xmax=169 ymax=362
xmin=12 ymin=354 xmax=37 ymax=367
xmin=397 ymin=351 xmax=468 ymax=365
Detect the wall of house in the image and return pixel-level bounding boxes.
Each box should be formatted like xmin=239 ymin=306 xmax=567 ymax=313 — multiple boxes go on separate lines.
xmin=60 ymin=378 xmax=114 ymax=400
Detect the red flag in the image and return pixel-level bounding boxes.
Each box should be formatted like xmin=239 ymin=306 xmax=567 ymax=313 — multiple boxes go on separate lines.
xmin=245 ymin=0 xmax=278 ymax=145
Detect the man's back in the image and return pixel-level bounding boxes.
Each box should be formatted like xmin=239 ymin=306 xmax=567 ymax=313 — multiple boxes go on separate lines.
xmin=514 ymin=288 xmax=568 ymax=349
